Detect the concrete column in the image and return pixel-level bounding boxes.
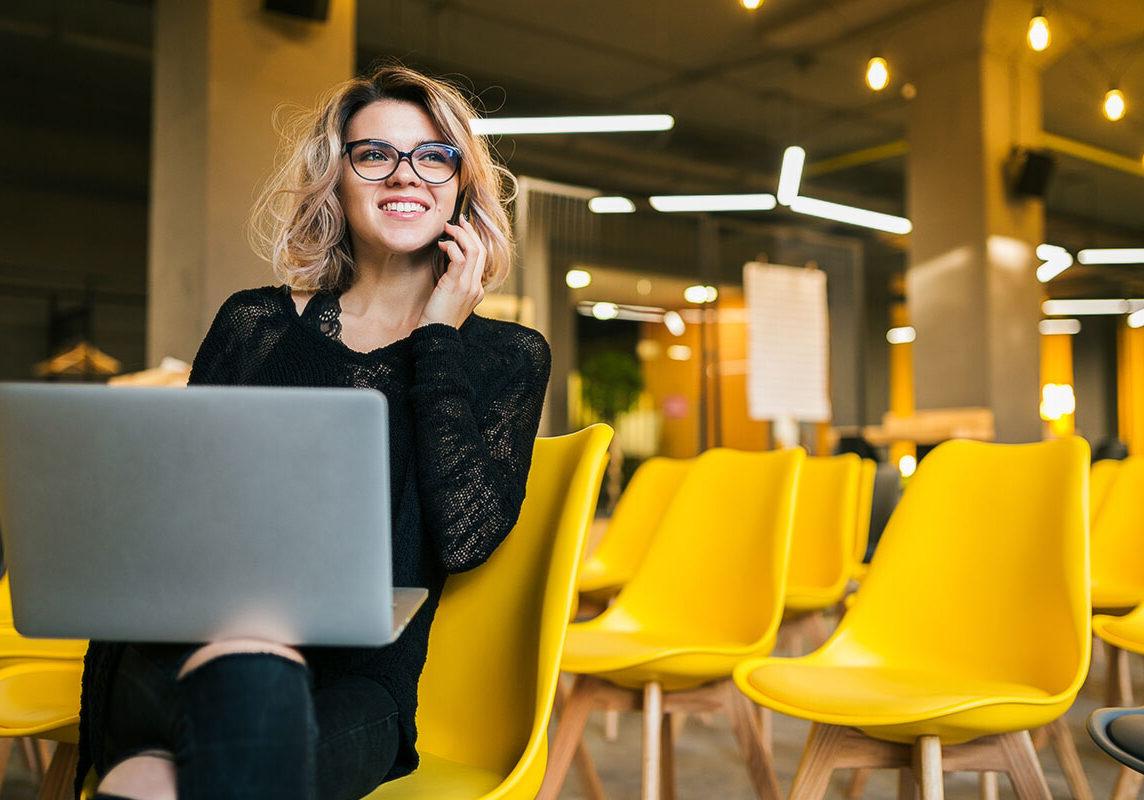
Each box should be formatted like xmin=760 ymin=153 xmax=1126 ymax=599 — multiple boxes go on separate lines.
xmin=905 ymin=0 xmax=1044 ymax=442
xmin=148 ymin=0 xmax=355 ymax=365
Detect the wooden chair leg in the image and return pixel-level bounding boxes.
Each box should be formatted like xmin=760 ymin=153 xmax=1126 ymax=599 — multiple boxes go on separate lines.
xmin=979 ymin=771 xmax=999 ymax=800
xmin=1044 ymin=717 xmax=1093 ymax=800
xmin=1112 ymin=765 xmax=1144 ymax=800
xmin=790 ymin=723 xmax=846 ymax=800
xmin=661 ymin=711 xmax=676 ymax=800
xmin=0 ymin=739 xmax=14 ymax=789
xmin=759 ymin=706 xmax=773 ymax=759
xmin=1107 ymin=642 xmax=1135 ymax=707
xmin=20 ymin=737 xmax=42 ymax=776
xmin=724 ymin=684 xmax=782 ymax=799
xmin=899 ymin=768 xmax=920 ymax=800
xmin=38 ymin=742 xmax=77 ymax=800
xmin=604 ymin=709 xmax=620 ymax=741
xmin=914 ymin=736 xmax=943 ymax=800
xmin=36 ymin=741 xmax=55 ymax=777
xmin=574 ymin=741 xmax=606 ymax=800
xmin=998 ymin=731 xmax=1051 ymax=800
xmin=539 ymin=676 xmax=602 ymax=800
xmin=847 ymin=768 xmax=872 ymax=799
xmin=643 ymin=681 xmax=663 ymax=800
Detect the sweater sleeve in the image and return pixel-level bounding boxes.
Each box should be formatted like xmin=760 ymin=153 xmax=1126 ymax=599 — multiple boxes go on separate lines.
xmin=408 ymin=322 xmax=551 ymax=574
xmin=187 ymin=295 xmax=242 ymax=386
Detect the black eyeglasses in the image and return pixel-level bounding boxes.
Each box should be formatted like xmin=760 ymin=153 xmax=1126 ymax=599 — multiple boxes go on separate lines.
xmin=342 ymin=139 xmax=462 ymax=184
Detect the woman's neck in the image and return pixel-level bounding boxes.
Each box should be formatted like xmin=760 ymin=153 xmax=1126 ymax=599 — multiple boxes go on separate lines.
xmin=341 ymin=243 xmax=437 ymax=330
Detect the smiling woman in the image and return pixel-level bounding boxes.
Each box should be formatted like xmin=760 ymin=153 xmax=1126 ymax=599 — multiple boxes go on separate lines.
xmin=248 ymin=64 xmax=517 ymax=295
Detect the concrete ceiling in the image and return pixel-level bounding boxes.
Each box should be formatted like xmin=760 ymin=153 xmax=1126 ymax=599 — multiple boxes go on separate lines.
xmin=2 ymin=0 xmax=1143 ymax=294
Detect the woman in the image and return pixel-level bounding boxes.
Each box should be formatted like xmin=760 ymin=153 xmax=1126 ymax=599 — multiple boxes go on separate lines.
xmin=79 ymin=64 xmax=551 ymax=800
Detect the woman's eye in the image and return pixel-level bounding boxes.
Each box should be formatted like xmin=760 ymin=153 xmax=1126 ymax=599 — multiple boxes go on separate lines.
xmin=362 ymin=149 xmax=390 ymax=162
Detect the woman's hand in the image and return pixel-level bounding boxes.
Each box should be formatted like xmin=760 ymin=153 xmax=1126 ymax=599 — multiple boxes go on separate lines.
xmin=418 ymin=216 xmax=486 ymax=329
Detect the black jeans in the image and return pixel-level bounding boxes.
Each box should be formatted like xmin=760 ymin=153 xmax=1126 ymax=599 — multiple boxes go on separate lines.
xmin=96 ymin=643 xmax=400 ymax=800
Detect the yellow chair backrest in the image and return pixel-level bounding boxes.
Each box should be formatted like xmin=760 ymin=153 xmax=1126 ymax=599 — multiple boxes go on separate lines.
xmin=838 ymin=438 xmax=1090 ymax=693
xmin=580 ymin=457 xmax=692 ymax=591
xmin=852 ymin=458 xmax=876 ymax=567
xmin=610 ymin=447 xmax=805 ymax=644
xmin=785 ymin=454 xmax=862 ymax=601
xmin=1090 ymin=458 xmax=1122 ymax=525
xmin=413 ymin=424 xmax=612 ymax=777
xmin=1091 ymin=456 xmax=1144 ymax=597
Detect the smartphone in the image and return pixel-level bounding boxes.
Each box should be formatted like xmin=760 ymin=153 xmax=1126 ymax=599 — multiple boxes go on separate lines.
xmin=435 ymin=189 xmax=470 ymax=278
xmin=438 ymin=190 xmax=470 ymax=243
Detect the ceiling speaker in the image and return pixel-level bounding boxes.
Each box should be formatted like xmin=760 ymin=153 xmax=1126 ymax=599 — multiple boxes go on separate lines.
xmin=1005 ymin=146 xmax=1056 ymax=199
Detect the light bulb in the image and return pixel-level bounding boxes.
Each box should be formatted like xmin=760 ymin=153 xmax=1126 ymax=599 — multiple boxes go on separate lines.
xmin=1104 ymin=88 xmax=1127 ymax=122
xmin=741 ymin=0 xmax=763 ymax=9
xmin=1027 ymin=15 xmax=1050 ymax=52
xmin=865 ymin=57 xmax=890 ymax=92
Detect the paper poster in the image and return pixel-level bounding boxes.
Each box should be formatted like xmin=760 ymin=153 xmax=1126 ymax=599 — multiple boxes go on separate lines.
xmin=743 ymin=262 xmax=831 ymax=422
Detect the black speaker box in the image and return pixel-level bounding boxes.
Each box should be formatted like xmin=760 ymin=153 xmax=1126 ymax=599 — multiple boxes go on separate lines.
xmin=264 ymin=0 xmax=330 ymax=21
xmin=1005 ymin=146 xmax=1056 ymax=199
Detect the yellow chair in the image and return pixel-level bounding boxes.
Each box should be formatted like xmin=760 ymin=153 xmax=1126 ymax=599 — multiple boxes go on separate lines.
xmin=364 ymin=424 xmax=612 ymax=800
xmin=541 ymin=447 xmax=805 ymax=800
xmin=577 ymin=456 xmax=692 ymax=605
xmin=734 ymin=437 xmax=1091 ymax=799
xmin=1090 ymin=459 xmax=1121 ymax=526
xmin=781 ymin=455 xmax=862 ymax=653
xmin=849 ymin=458 xmax=876 ymax=583
xmin=1093 ymin=602 xmax=1144 ymax=799
xmin=0 ymin=659 xmax=83 ymax=799
xmin=1092 ymin=457 xmax=1144 ymax=611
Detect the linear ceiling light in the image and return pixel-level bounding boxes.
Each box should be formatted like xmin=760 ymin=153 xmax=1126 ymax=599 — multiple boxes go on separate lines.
xmin=1077 ymin=248 xmax=1144 ymax=265
xmin=470 ymin=114 xmax=675 ymax=135
xmin=1036 ymin=243 xmax=1073 ymax=282
xmin=789 ymin=196 xmax=912 ymax=234
xmin=1042 ymin=299 xmax=1144 ymax=315
xmin=777 ymin=146 xmax=805 ymax=205
xmin=1039 ymin=319 xmax=1081 ymax=335
xmin=649 ymin=194 xmax=777 ymax=212
xmin=588 ymin=196 xmax=636 ymax=214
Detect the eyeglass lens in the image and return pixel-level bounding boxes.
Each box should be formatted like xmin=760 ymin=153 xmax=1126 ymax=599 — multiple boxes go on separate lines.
xmin=348 ymin=142 xmax=460 ymax=184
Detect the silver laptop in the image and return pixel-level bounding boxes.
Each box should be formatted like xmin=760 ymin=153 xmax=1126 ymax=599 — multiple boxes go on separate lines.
xmin=0 ymin=383 xmax=426 ymax=647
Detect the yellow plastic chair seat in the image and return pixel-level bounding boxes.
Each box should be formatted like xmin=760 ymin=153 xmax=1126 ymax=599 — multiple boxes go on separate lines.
xmin=0 ymin=627 xmax=87 ymax=661
xmin=361 ymin=753 xmax=506 ymax=800
xmin=1094 ymin=607 xmax=1144 ymax=657
xmin=736 ymin=659 xmax=1053 ymax=733
xmin=0 ymin=660 xmax=82 ymax=740
xmin=1092 ymin=582 xmax=1144 ymax=612
xmin=785 ymin=589 xmax=843 ymax=613
xmin=575 ymin=559 xmax=621 ymax=599
xmin=563 ymin=624 xmax=771 ymax=690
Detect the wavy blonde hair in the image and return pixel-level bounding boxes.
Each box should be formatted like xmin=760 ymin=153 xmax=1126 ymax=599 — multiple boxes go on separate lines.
xmin=248 ymin=64 xmax=517 ymax=292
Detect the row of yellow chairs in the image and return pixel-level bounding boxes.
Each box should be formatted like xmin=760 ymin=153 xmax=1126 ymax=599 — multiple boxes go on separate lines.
xmin=542 ymin=437 xmax=1093 ymax=800
xmin=0 ymin=424 xmax=616 ymax=800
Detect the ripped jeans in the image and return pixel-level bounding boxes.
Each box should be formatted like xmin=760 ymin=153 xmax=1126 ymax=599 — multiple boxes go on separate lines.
xmin=94 ymin=643 xmax=400 ymax=800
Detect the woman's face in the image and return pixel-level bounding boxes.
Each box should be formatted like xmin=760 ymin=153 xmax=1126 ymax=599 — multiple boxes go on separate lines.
xmin=339 ymin=99 xmax=460 ymax=259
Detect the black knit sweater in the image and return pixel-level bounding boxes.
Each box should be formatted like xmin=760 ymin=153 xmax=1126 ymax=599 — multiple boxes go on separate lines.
xmin=76 ymin=284 xmax=551 ymax=796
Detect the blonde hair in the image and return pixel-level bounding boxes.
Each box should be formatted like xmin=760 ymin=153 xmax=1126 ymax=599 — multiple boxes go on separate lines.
xmin=248 ymin=64 xmax=517 ymax=292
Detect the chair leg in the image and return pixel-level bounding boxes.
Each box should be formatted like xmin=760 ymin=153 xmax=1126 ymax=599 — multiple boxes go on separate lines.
xmin=36 ymin=741 xmax=55 ymax=778
xmin=37 ymin=742 xmax=77 ymax=800
xmin=847 ymin=768 xmax=871 ymax=799
xmin=998 ymin=731 xmax=1051 ymax=800
xmin=1044 ymin=717 xmax=1093 ymax=800
xmin=914 ymin=736 xmax=944 ymax=800
xmin=539 ymin=676 xmax=602 ymax=800
xmin=21 ymin=738 xmax=42 ymax=777
xmin=790 ymin=723 xmax=846 ymax=800
xmin=604 ymin=709 xmax=620 ymax=741
xmin=574 ymin=741 xmax=607 ymax=800
xmin=724 ymin=684 xmax=782 ymax=799
xmin=1112 ymin=766 xmax=1144 ymax=800
xmin=979 ymin=771 xmax=999 ymax=800
xmin=0 ymin=738 xmax=13 ymax=789
xmin=898 ymin=768 xmax=920 ymax=800
xmin=643 ymin=681 xmax=663 ymax=800
xmin=759 ymin=706 xmax=773 ymax=759
xmin=661 ymin=712 xmax=676 ymax=800
xmin=1107 ymin=641 xmax=1135 ymax=707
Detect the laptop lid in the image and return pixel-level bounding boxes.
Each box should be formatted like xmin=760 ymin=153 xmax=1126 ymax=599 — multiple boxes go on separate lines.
xmin=0 ymin=383 xmax=420 ymax=647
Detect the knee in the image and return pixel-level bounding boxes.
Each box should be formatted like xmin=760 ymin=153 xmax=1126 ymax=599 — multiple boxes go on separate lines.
xmin=97 ymin=751 xmax=176 ymax=800
xmin=177 ymin=639 xmax=305 ymax=680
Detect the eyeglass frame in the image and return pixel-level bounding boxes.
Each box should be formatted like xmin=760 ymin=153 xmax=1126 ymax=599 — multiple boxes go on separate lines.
xmin=342 ymin=139 xmax=463 ymax=184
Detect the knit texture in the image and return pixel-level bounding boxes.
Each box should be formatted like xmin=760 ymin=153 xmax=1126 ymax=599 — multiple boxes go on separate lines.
xmin=76 ymin=284 xmax=551 ymax=796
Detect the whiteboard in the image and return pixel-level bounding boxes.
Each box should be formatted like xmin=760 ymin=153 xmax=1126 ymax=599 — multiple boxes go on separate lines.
xmin=743 ymin=262 xmax=831 ymax=422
